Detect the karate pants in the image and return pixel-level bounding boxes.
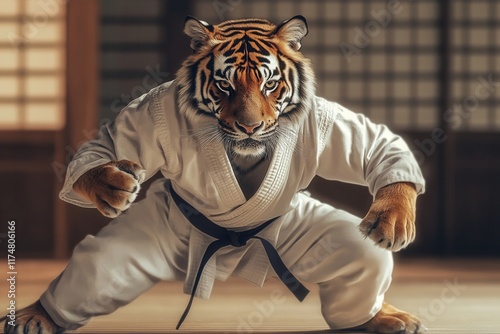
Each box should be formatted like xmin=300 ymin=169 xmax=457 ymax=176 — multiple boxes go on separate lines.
xmin=40 ymin=180 xmax=393 ymax=330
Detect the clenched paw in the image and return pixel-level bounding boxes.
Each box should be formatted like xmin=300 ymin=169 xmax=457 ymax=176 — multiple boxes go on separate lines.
xmin=359 ymin=182 xmax=417 ymax=252
xmin=355 ymin=302 xmax=427 ymax=334
xmin=3 ymin=301 xmax=62 ymax=334
xmin=73 ymin=160 xmax=146 ymax=218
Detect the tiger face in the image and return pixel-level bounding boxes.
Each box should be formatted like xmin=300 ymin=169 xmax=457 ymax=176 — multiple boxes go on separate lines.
xmin=176 ymin=16 xmax=315 ymax=171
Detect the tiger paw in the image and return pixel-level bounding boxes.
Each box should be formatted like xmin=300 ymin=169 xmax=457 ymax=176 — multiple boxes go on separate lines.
xmin=359 ymin=182 xmax=417 ymax=252
xmin=3 ymin=301 xmax=62 ymax=334
xmin=73 ymin=160 xmax=146 ymax=218
xmin=352 ymin=302 xmax=426 ymax=334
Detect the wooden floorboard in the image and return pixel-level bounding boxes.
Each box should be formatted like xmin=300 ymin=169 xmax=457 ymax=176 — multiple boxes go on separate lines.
xmin=1 ymin=259 xmax=500 ymax=333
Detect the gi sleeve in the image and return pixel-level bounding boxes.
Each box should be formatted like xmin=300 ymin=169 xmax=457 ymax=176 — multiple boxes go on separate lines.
xmin=316 ymin=101 xmax=425 ymax=197
xmin=59 ymin=92 xmax=166 ymax=208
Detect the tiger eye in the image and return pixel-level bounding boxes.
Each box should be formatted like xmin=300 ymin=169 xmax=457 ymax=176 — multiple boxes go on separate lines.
xmin=265 ymin=80 xmax=278 ymax=90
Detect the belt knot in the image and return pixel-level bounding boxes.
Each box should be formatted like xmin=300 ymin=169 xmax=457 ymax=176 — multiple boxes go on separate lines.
xmin=227 ymin=230 xmax=247 ymax=247
xmin=169 ymin=188 xmax=309 ymax=330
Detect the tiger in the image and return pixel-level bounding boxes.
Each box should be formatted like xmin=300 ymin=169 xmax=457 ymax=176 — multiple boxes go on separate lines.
xmin=176 ymin=16 xmax=315 ymax=176
xmin=4 ymin=15 xmax=425 ymax=334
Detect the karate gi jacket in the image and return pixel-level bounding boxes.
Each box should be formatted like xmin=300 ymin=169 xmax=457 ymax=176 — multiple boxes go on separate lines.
xmin=59 ymin=80 xmax=425 ymax=300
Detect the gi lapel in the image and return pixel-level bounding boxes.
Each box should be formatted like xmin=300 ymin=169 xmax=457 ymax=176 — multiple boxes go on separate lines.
xmin=202 ymin=123 xmax=300 ymax=228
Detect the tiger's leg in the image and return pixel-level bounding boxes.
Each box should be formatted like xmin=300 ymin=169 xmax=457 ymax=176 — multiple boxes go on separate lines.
xmin=4 ymin=180 xmax=190 ymax=334
xmin=277 ymin=193 xmax=424 ymax=333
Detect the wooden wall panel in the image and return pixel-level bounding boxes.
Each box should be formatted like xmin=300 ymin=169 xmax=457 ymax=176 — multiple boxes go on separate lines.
xmin=0 ymin=140 xmax=55 ymax=258
xmin=452 ymin=133 xmax=500 ymax=256
xmin=56 ymin=0 xmax=101 ymax=258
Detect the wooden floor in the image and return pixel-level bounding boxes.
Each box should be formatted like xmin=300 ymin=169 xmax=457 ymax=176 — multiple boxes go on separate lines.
xmin=1 ymin=259 xmax=500 ymax=333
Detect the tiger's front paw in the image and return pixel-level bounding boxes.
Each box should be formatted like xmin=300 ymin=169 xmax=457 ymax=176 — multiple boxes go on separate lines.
xmin=4 ymin=301 xmax=62 ymax=334
xmin=73 ymin=160 xmax=146 ymax=218
xmin=359 ymin=182 xmax=417 ymax=252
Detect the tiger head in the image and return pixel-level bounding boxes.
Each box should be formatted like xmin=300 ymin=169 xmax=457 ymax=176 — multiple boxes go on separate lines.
xmin=176 ymin=16 xmax=315 ymax=171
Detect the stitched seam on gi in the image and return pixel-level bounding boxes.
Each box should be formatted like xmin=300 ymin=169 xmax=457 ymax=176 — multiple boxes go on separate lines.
xmin=317 ymin=98 xmax=336 ymax=155
xmin=150 ymin=84 xmax=173 ymax=172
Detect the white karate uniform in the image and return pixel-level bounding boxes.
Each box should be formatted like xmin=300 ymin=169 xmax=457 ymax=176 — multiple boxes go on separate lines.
xmin=40 ymin=81 xmax=425 ymax=330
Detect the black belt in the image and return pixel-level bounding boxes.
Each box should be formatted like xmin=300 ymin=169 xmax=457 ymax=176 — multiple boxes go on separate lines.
xmin=170 ymin=189 xmax=309 ymax=330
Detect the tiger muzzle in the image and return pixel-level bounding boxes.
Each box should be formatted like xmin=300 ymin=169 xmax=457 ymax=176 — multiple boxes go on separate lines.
xmin=234 ymin=120 xmax=264 ymax=135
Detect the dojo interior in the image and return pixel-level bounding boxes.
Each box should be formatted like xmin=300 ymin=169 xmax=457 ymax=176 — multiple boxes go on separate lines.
xmin=1 ymin=0 xmax=499 ymax=333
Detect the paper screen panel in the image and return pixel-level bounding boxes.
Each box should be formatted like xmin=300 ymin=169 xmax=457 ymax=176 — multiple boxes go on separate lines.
xmin=0 ymin=0 xmax=65 ymax=130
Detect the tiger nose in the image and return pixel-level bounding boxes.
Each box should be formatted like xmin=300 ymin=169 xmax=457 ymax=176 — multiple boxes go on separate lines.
xmin=235 ymin=121 xmax=264 ymax=135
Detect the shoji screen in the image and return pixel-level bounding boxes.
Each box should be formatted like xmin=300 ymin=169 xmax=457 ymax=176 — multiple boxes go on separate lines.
xmin=0 ymin=0 xmax=66 ymax=130
xmin=99 ymin=0 xmax=167 ymax=122
xmin=451 ymin=0 xmax=500 ymax=131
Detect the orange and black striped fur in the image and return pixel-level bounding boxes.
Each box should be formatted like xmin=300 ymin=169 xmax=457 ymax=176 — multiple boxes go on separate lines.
xmin=176 ymin=16 xmax=315 ymax=173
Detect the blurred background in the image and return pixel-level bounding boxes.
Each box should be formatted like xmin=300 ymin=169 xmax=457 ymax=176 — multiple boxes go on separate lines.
xmin=0 ymin=0 xmax=499 ymax=259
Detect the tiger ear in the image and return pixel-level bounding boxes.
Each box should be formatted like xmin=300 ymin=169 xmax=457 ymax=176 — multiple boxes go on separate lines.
xmin=184 ymin=16 xmax=214 ymax=51
xmin=275 ymin=15 xmax=308 ymax=51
